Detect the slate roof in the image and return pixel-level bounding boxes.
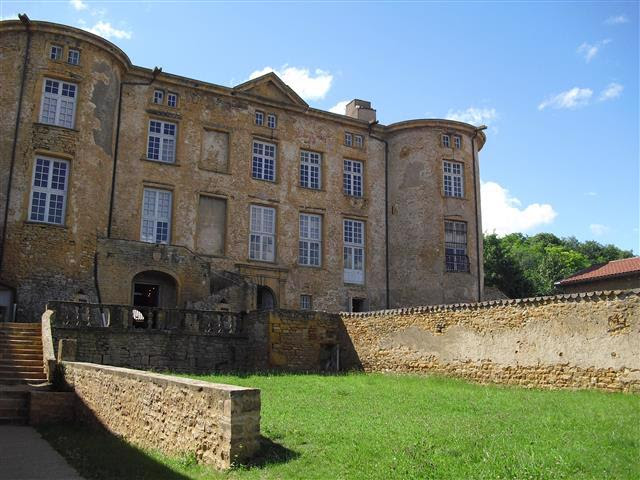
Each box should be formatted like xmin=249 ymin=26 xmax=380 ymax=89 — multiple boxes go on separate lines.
xmin=555 ymin=257 xmax=640 ymax=286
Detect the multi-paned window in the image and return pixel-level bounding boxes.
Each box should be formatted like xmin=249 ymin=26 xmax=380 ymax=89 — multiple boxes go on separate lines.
xmin=442 ymin=134 xmax=451 ymax=148
xmin=445 ymin=220 xmax=469 ymax=272
xmin=299 ymin=213 xmax=322 ymax=266
xmin=39 ymin=78 xmax=77 ymax=129
xmin=153 ymin=89 xmax=164 ymax=104
xmin=28 ymin=157 xmax=69 ymax=225
xmin=67 ymin=49 xmax=80 ymax=65
xmin=252 ymin=140 xmax=276 ymax=181
xmin=354 ymin=134 xmax=364 ymax=148
xmin=443 ymin=161 xmax=464 ymax=198
xmin=343 ymin=219 xmax=365 ymax=284
xmin=249 ymin=205 xmax=275 ymax=262
xmin=454 ymin=135 xmax=462 ymax=149
xmin=167 ymin=92 xmax=178 ymax=107
xmin=267 ymin=114 xmax=277 ymax=129
xmin=343 ymin=159 xmax=363 ymax=197
xmin=141 ymin=188 xmax=172 ymax=244
xmin=147 ymin=120 xmax=177 ymax=163
xmin=344 ymin=132 xmax=353 ymax=147
xmin=300 ymin=294 xmax=312 ymax=310
xmin=50 ymin=45 xmax=62 ymax=60
xmin=300 ymin=150 xmax=321 ymax=189
xmin=255 ymin=111 xmax=264 ymax=126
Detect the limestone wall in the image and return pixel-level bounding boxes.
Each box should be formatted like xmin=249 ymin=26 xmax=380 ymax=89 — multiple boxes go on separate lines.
xmin=339 ymin=289 xmax=640 ymax=392
xmin=61 ymin=361 xmax=260 ymax=469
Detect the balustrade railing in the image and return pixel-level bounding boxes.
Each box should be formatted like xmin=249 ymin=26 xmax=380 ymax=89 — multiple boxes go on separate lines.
xmin=46 ymin=301 xmax=242 ymax=336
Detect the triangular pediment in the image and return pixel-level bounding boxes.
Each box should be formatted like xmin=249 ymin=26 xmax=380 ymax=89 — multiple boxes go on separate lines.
xmin=233 ymin=72 xmax=308 ymax=108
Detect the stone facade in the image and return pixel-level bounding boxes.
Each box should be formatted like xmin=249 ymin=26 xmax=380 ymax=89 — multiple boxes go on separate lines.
xmin=61 ymin=361 xmax=261 ymax=469
xmin=0 ymin=19 xmax=485 ymax=321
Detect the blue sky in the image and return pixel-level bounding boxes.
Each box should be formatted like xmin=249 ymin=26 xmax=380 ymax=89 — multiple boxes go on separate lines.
xmin=2 ymin=1 xmax=638 ymax=253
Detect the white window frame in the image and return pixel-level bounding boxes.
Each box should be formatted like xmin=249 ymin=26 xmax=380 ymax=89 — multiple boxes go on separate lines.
xmin=167 ymin=92 xmax=178 ymax=108
xmin=255 ymin=111 xmax=264 ymax=126
xmin=343 ymin=219 xmax=365 ymax=284
xmin=28 ymin=156 xmax=69 ymax=225
xmin=147 ymin=120 xmax=177 ymax=163
xmin=267 ymin=114 xmax=277 ymax=129
xmin=454 ymin=135 xmax=462 ymax=149
xmin=50 ymin=45 xmax=62 ymax=60
xmin=300 ymin=150 xmax=321 ymax=189
xmin=300 ymin=294 xmax=312 ymax=310
xmin=442 ymin=134 xmax=451 ymax=148
xmin=153 ymin=89 xmax=164 ymax=104
xmin=443 ymin=160 xmax=464 ymax=198
xmin=299 ymin=213 xmax=322 ymax=267
xmin=344 ymin=132 xmax=353 ymax=147
xmin=343 ymin=159 xmax=363 ymax=197
xmin=249 ymin=205 xmax=276 ymax=262
xmin=445 ymin=220 xmax=469 ymax=272
xmin=39 ymin=78 xmax=77 ymax=129
xmin=252 ymin=140 xmax=276 ymax=181
xmin=140 ymin=188 xmax=172 ymax=244
xmin=354 ymin=134 xmax=364 ymax=148
xmin=67 ymin=49 xmax=80 ymax=65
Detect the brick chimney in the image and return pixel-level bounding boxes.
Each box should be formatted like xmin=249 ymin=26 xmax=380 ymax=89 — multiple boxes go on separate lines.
xmin=345 ymin=99 xmax=376 ymax=123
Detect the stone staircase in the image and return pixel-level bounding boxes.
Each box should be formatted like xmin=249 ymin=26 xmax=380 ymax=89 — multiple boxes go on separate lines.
xmin=0 ymin=323 xmax=46 ymax=424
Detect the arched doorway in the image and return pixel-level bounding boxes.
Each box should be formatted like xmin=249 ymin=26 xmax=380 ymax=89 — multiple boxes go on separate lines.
xmin=131 ymin=271 xmax=178 ymax=308
xmin=257 ymin=286 xmax=276 ymax=311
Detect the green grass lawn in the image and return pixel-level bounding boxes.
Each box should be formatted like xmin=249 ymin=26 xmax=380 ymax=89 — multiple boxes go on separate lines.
xmin=39 ymin=373 xmax=640 ymax=480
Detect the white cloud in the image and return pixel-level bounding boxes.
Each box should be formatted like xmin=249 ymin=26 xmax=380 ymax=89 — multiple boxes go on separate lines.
xmin=599 ymin=82 xmax=623 ymax=101
xmin=590 ymin=224 xmax=610 ymax=236
xmin=445 ymin=107 xmax=497 ymax=127
xmin=605 ymin=14 xmax=629 ymax=25
xmin=70 ymin=0 xmax=88 ymax=11
xmin=538 ymin=87 xmax=593 ymax=110
xmin=481 ymin=181 xmax=557 ymax=236
xmin=84 ymin=21 xmax=132 ymax=40
xmin=577 ymin=39 xmax=611 ymax=62
xmin=249 ymin=65 xmax=333 ymax=101
xmin=328 ymin=100 xmax=349 ymax=115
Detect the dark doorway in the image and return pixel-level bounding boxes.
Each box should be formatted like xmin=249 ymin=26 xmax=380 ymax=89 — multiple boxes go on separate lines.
xmin=133 ymin=283 xmax=159 ymax=307
xmin=257 ymin=286 xmax=276 ymax=310
xmin=351 ymin=298 xmax=366 ymax=312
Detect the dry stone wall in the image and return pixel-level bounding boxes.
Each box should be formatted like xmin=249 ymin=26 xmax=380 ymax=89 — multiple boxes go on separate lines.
xmin=339 ymin=289 xmax=640 ymax=392
xmin=61 ymin=361 xmax=260 ymax=469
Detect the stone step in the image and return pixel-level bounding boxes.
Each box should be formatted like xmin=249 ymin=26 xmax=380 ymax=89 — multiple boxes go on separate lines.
xmin=0 ymin=354 xmax=43 ymax=362
xmin=0 ymin=391 xmax=30 ymax=400
xmin=0 ymin=397 xmax=29 ymax=410
xmin=0 ymin=370 xmax=46 ymax=379
xmin=0 ymin=337 xmax=42 ymax=344
xmin=0 ymin=359 xmax=43 ymax=367
xmin=0 ymin=323 xmax=40 ymax=330
xmin=0 ymin=377 xmax=47 ymax=385
xmin=0 ymin=333 xmax=42 ymax=340
xmin=0 ymin=406 xmax=28 ymax=418
xmin=0 ymin=344 xmax=43 ymax=351
xmin=0 ymin=365 xmax=44 ymax=373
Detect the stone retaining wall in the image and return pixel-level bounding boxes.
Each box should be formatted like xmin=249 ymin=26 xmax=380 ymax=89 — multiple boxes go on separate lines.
xmin=339 ymin=289 xmax=640 ymax=392
xmin=61 ymin=361 xmax=261 ymax=469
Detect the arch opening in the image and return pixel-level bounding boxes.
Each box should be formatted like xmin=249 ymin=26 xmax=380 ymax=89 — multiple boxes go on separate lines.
xmin=131 ymin=270 xmax=177 ymax=309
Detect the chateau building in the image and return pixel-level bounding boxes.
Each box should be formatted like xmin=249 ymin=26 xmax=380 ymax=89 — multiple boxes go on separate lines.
xmin=0 ymin=18 xmax=486 ymax=322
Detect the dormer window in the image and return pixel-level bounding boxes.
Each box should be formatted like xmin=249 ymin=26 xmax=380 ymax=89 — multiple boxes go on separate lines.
xmin=153 ymin=90 xmax=164 ymax=105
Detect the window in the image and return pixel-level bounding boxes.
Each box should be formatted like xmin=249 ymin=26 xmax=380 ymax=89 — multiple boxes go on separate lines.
xmin=300 ymin=150 xmax=321 ymax=189
xmin=343 ymin=219 xmax=365 ymax=284
xmin=255 ymin=111 xmax=264 ymax=126
xmin=153 ymin=90 xmax=164 ymax=104
xmin=300 ymin=295 xmax=312 ymax=310
xmin=299 ymin=213 xmax=322 ymax=266
xmin=67 ymin=49 xmax=80 ymax=65
xmin=344 ymin=132 xmax=353 ymax=147
xmin=267 ymin=114 xmax=277 ymax=129
xmin=39 ymin=78 xmax=77 ymax=129
xmin=167 ymin=92 xmax=178 ymax=108
xmin=354 ymin=134 xmax=364 ymax=148
xmin=454 ymin=135 xmax=462 ymax=149
xmin=28 ymin=157 xmax=69 ymax=225
xmin=442 ymin=134 xmax=450 ymax=148
xmin=141 ymin=188 xmax=172 ymax=244
xmin=147 ymin=120 xmax=177 ymax=163
xmin=249 ymin=205 xmax=275 ymax=262
xmin=50 ymin=45 xmax=62 ymax=60
xmin=252 ymin=140 xmax=276 ymax=181
xmin=443 ymin=161 xmax=464 ymax=198
xmin=445 ymin=221 xmax=469 ymax=272
xmin=343 ymin=159 xmax=363 ymax=197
